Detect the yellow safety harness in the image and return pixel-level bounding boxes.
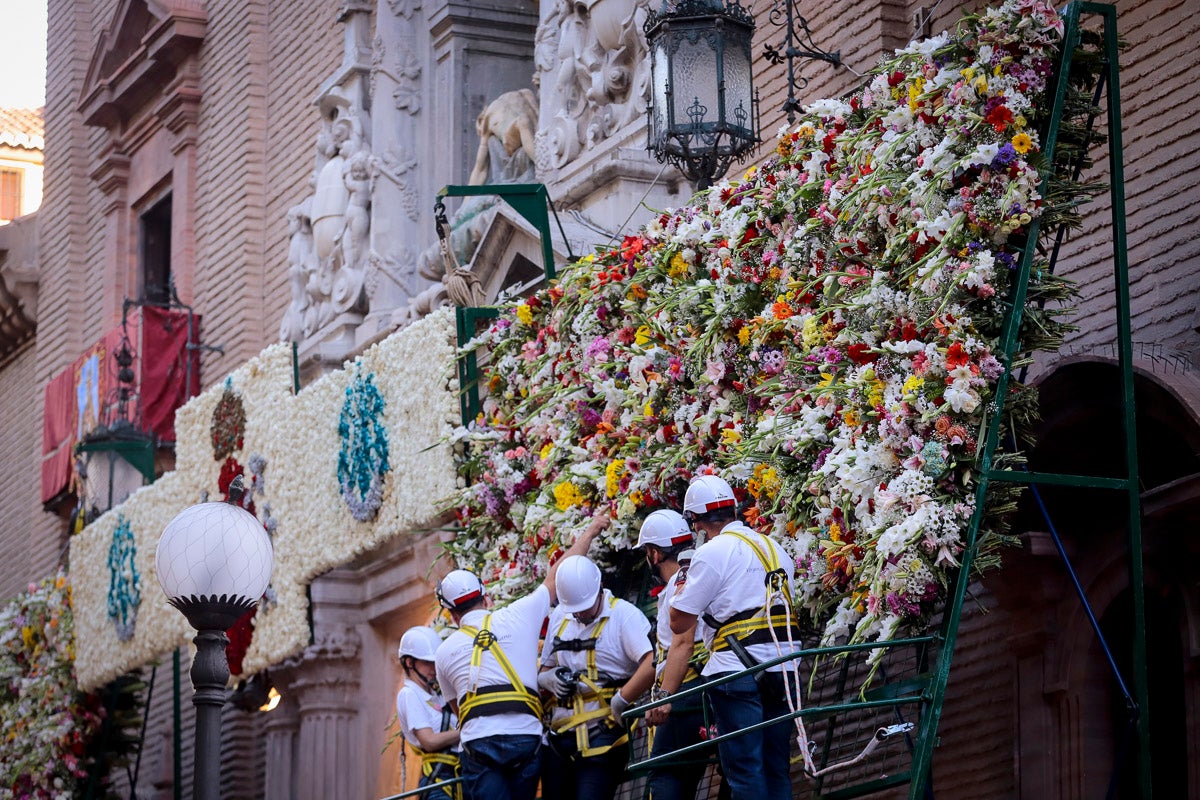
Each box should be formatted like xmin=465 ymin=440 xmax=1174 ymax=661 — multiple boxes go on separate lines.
xmin=547 ymin=596 xmax=630 ymax=758
xmin=654 ymin=637 xmax=710 ymax=686
xmin=409 ymin=747 xmax=460 ymax=799
xmin=703 ymin=530 xmax=799 ymax=654
xmin=403 ymin=693 xmax=461 ymax=799
xmin=457 ymin=614 xmax=542 ymax=726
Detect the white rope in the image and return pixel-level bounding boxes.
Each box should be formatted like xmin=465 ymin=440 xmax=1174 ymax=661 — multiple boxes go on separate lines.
xmin=765 ymin=565 xmax=913 ymax=778
xmin=763 ymin=569 xmax=817 ymax=775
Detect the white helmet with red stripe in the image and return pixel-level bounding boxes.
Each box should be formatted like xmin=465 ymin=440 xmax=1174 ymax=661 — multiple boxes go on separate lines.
xmin=636 ymin=510 xmax=694 ymax=549
xmin=436 ymin=569 xmax=485 ymax=610
xmin=682 ymin=474 xmax=737 ymax=517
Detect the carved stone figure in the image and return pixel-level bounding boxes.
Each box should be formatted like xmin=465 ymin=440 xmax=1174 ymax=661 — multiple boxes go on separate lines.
xmin=331 ymin=150 xmax=371 ymax=313
xmin=469 ymin=88 xmax=539 ymax=185
xmin=311 ymin=118 xmax=358 ymax=264
xmin=536 ymin=0 xmax=650 ymax=169
xmin=279 ymin=200 xmax=318 ymax=341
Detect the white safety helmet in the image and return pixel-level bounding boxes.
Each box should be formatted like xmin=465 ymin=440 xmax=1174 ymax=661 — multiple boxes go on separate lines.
xmin=683 ymin=474 xmax=737 ymax=517
xmin=398 ymin=626 xmax=442 ymax=662
xmin=436 ymin=569 xmax=485 ymax=610
xmin=636 ymin=509 xmax=694 ymax=549
xmin=556 ymin=555 xmax=602 ymax=614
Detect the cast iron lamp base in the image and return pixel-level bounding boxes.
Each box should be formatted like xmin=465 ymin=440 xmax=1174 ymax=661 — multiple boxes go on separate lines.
xmin=170 ymin=595 xmax=257 ymax=800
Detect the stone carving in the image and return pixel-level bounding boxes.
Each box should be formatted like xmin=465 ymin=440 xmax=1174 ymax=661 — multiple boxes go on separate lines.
xmin=387 ymin=0 xmax=421 ymax=18
xmin=280 ymin=109 xmax=373 ymax=341
xmin=534 ymin=0 xmax=651 ymax=169
xmin=469 ymin=88 xmax=539 ymax=186
xmin=372 ymin=36 xmax=423 ymax=116
xmin=279 ymin=199 xmax=319 ymax=340
xmin=375 ymin=145 xmax=420 ymax=222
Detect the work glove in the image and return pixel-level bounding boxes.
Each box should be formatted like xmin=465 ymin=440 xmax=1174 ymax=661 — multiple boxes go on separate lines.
xmin=610 ymin=691 xmax=631 ymax=725
xmin=538 ymin=668 xmax=574 ymax=700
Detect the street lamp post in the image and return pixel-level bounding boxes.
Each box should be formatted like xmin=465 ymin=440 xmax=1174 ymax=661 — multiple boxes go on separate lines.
xmin=155 ymin=483 xmax=273 ymax=800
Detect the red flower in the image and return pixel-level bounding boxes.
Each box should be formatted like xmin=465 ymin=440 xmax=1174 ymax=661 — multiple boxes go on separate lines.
xmin=847 ymin=343 xmax=878 ymax=364
xmin=945 ymin=342 xmax=969 ymax=369
xmin=985 ymin=104 xmax=1014 ymax=131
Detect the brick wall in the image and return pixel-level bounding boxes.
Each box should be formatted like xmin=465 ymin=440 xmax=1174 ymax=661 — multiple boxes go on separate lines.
xmin=191 ymin=0 xmax=342 ymax=378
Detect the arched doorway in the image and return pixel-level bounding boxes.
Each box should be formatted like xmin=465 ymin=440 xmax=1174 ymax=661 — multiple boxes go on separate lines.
xmin=1001 ymin=358 xmax=1200 ymax=798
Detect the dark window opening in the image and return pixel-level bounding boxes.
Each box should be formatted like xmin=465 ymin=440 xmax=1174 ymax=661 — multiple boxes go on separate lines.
xmin=139 ymin=193 xmax=172 ymax=306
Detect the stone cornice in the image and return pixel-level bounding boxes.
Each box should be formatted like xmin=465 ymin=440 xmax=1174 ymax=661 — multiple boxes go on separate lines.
xmin=80 ymin=0 xmax=207 ymax=132
xmin=89 ymin=148 xmax=132 ymax=201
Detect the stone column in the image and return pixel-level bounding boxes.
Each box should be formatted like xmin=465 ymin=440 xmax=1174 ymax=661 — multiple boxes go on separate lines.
xmin=287 ymin=630 xmax=364 ymax=800
xmin=262 ymin=680 xmax=301 ymax=800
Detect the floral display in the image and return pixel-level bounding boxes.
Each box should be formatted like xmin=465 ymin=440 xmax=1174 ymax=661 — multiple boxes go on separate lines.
xmin=0 ymin=570 xmax=105 ymax=797
xmin=70 ymin=311 xmax=459 ymax=689
xmin=445 ymin=0 xmax=1086 ymax=658
xmin=106 ymin=514 xmax=140 ymax=642
xmin=338 ymin=368 xmax=392 ymax=522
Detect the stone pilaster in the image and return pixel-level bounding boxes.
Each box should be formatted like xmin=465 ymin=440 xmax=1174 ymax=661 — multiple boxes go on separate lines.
xmin=262 ymin=683 xmax=301 ymax=800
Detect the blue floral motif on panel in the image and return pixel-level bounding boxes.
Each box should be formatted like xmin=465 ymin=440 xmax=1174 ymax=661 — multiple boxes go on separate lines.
xmin=337 ymin=368 xmax=391 ymax=522
xmin=107 ymin=514 xmax=141 ymax=642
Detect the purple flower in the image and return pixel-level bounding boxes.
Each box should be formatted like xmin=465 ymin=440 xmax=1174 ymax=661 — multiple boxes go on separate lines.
xmin=991 ymin=143 xmax=1017 ymax=168
xmin=580 ymin=408 xmax=602 ymax=430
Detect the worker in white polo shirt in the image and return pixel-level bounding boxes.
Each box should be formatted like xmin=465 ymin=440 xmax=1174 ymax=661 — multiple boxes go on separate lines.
xmin=395 ymin=625 xmax=460 ymax=798
xmin=668 ymin=474 xmax=800 ymax=800
xmin=434 ymin=515 xmax=607 ymax=800
xmin=635 ymin=509 xmax=712 ymax=800
xmin=538 ymin=555 xmax=654 ymax=800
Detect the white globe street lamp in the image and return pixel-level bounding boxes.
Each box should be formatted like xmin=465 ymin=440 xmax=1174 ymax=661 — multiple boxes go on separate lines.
xmin=156 ymin=483 xmax=273 ymax=800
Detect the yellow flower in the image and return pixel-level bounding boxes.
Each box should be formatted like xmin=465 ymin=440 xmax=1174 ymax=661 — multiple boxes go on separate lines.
xmin=818 ymin=372 xmax=835 ymax=388
xmin=1011 ymin=132 xmax=1033 ymax=154
xmin=829 ymin=521 xmax=843 ymax=543
xmin=737 ymin=325 xmax=752 ymax=346
xmin=554 ymin=481 xmax=585 ymax=511
xmin=668 ymin=253 xmax=689 ymax=278
xmin=907 ymin=77 xmax=925 ymax=112
xmin=606 ymin=459 xmax=626 ymax=498
xmin=750 ymin=463 xmax=781 ymax=499
xmin=515 ymin=304 xmax=534 ymax=326
xmin=634 ymin=325 xmax=652 ymax=346
xmin=868 ymin=379 xmax=886 ymax=407
xmin=843 ymin=409 xmax=861 ymax=427
xmin=720 ymin=428 xmax=742 ymax=446
xmin=903 ymin=375 xmax=924 ymax=395
xmin=629 ymin=490 xmax=643 ymax=507
xmin=801 ymin=316 xmax=821 ymax=348
xmin=539 ymin=443 xmax=554 ymax=461
xmin=643 ymin=402 xmax=654 ymax=417
xmin=743 ymin=165 xmax=758 ymax=181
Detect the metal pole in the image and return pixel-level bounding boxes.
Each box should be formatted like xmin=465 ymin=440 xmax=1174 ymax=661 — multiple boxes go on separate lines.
xmin=174 ymin=649 xmax=183 ymax=800
xmin=189 ymin=628 xmax=230 ymax=800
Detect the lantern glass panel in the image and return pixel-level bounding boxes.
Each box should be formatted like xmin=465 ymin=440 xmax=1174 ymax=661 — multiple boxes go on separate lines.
xmin=722 ymin=36 xmax=753 ymax=140
xmin=670 ymin=29 xmax=720 ymax=134
xmin=651 ymin=37 xmax=670 ymax=148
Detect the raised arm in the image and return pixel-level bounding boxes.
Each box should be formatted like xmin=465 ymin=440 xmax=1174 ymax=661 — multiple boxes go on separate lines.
xmin=543 ymin=512 xmax=610 ymax=605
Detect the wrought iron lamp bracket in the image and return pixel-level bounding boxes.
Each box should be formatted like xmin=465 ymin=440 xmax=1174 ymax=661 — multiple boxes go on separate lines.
xmin=764 ymin=0 xmax=841 ymax=122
